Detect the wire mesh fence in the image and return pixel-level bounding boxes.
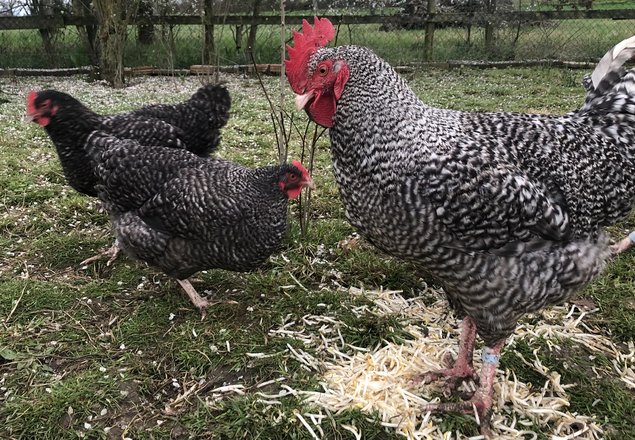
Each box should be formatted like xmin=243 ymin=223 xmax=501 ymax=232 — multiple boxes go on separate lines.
xmin=1 ymin=4 xmax=635 ymax=70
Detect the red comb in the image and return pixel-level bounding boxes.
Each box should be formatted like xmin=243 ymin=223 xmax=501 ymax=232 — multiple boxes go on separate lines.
xmin=285 ymin=17 xmax=336 ymax=94
xmin=292 ymin=159 xmax=313 ymax=181
xmin=26 ymin=90 xmax=37 ymax=115
xmin=291 ymin=159 xmax=307 ymax=174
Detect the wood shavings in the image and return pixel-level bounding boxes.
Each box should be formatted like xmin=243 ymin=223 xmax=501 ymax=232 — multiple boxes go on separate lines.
xmin=267 ymin=286 xmax=631 ymax=439
xmin=295 ymin=411 xmax=320 ymax=440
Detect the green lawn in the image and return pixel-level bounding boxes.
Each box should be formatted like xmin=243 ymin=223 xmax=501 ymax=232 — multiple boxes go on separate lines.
xmin=0 ymin=67 xmax=634 ymax=439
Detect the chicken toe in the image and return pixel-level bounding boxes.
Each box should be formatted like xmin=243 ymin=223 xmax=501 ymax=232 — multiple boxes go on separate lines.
xmin=80 ymin=241 xmax=121 ymax=267
xmin=417 ymin=316 xmax=478 ymax=397
xmin=421 ymin=340 xmax=504 ymax=438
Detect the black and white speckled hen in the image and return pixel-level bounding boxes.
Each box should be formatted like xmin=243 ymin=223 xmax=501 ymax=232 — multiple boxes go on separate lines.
xmin=287 ymin=18 xmax=635 ymax=435
xmin=83 ymin=131 xmax=313 ymax=314
xmin=25 ymin=84 xmax=231 ymax=197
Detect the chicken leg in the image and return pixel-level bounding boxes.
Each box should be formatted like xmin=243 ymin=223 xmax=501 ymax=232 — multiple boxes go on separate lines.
xmin=420 ymin=316 xmax=478 ymax=397
xmin=177 ymin=279 xmax=209 ymax=317
xmin=421 ymin=339 xmax=505 ymax=438
xmin=80 ymin=241 xmax=121 ymax=267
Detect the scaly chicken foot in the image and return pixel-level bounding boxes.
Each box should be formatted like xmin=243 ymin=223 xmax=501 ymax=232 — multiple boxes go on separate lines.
xmin=176 ymin=279 xmax=209 ymax=318
xmin=421 ymin=340 xmax=505 ymax=439
xmin=80 ymin=241 xmax=121 ymax=267
xmin=419 ymin=316 xmax=478 ymax=398
xmin=610 ymin=232 xmax=635 ymax=254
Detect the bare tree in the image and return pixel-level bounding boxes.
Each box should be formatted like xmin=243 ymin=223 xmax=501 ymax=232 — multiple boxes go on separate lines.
xmin=137 ymin=0 xmax=154 ymax=44
xmin=27 ymin=0 xmax=67 ymax=56
xmin=72 ymin=0 xmax=99 ymax=65
xmin=93 ymin=0 xmax=138 ymax=88
xmin=0 ymin=0 xmax=23 ymax=15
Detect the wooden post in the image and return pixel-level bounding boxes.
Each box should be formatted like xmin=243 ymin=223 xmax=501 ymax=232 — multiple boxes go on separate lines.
xmin=424 ymin=0 xmax=436 ymax=61
xmin=137 ymin=0 xmax=154 ymax=45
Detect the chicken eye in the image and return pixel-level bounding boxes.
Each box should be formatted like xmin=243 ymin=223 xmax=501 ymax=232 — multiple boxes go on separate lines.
xmin=288 ymin=173 xmax=299 ymax=182
xmin=318 ymin=65 xmax=329 ymax=76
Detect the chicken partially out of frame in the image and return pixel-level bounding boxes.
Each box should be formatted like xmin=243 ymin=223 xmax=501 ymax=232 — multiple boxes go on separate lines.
xmin=287 ymin=17 xmax=635 ymax=436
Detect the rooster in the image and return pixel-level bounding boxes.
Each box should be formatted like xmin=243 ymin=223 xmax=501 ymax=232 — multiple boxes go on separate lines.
xmin=83 ymin=131 xmax=313 ymax=314
xmin=286 ymin=17 xmax=635 ymax=435
xmin=25 ymin=84 xmax=231 ymax=264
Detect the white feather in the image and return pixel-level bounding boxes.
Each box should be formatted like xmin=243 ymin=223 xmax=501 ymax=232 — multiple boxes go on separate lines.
xmin=590 ymin=35 xmax=635 ymax=88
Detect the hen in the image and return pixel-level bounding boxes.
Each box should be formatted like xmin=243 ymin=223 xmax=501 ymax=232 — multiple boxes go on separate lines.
xmin=25 ymin=84 xmax=231 ymax=264
xmin=25 ymin=84 xmax=231 ymax=197
xmin=83 ymin=131 xmax=313 ymax=314
xmin=287 ymin=17 xmax=635 ymax=435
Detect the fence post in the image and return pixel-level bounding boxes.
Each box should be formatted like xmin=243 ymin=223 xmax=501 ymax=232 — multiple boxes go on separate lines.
xmin=424 ymin=0 xmax=436 ymax=61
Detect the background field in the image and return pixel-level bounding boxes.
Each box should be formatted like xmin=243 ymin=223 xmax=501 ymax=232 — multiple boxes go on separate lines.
xmin=1 ymin=0 xmax=635 ymax=70
xmin=0 ymin=67 xmax=634 ymax=439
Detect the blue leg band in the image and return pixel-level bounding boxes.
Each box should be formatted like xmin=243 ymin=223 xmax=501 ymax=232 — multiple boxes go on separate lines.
xmin=482 ymin=351 xmax=500 ymax=365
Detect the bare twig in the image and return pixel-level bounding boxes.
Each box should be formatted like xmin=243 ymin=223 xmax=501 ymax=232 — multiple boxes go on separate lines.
xmin=249 ymin=47 xmax=289 ymax=163
xmin=248 ymin=4 xmax=324 ymax=235
xmin=278 ymin=0 xmax=287 ymax=163
xmin=298 ymin=123 xmax=327 ymax=234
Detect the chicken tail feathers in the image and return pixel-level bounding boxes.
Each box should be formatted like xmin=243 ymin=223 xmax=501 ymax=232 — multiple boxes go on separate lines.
xmin=189 ymin=84 xmax=232 ymax=129
xmin=577 ymin=36 xmax=635 ymax=149
xmin=590 ymin=35 xmax=635 ymax=91
xmin=581 ymin=36 xmax=635 ymax=104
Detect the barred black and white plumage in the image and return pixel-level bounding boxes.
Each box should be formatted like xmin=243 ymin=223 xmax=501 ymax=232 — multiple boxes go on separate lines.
xmin=25 ymin=84 xmax=231 ymax=196
xmin=82 ymin=131 xmax=312 ymax=312
xmin=112 ymin=84 xmax=232 ymax=156
xmin=287 ymin=17 xmax=635 ymax=434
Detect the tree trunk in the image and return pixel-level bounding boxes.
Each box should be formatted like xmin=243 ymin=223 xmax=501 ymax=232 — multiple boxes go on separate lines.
xmin=246 ymin=0 xmax=261 ymax=61
xmin=94 ymin=0 xmax=135 ymax=88
xmin=485 ymin=0 xmax=498 ymax=55
xmin=72 ymin=0 xmax=99 ymax=65
xmin=423 ymin=0 xmax=436 ymax=61
xmin=30 ymin=0 xmax=56 ymax=57
xmin=137 ymin=0 xmax=154 ymax=45
xmin=235 ymin=25 xmax=243 ymax=50
xmin=203 ymin=0 xmax=215 ymax=65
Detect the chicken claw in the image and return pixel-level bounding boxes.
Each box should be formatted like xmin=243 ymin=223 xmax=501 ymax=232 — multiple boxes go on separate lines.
xmin=610 ymin=232 xmax=635 ymax=254
xmin=80 ymin=242 xmax=121 ymax=267
xmin=416 ymin=316 xmax=478 ymax=398
xmin=422 ymin=340 xmax=505 ymax=439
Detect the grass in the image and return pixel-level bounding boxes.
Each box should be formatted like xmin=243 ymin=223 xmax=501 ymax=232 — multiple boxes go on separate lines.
xmin=0 ymin=67 xmax=634 ymax=439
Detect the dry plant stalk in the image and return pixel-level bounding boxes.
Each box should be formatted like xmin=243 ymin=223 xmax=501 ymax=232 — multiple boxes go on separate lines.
xmin=248 ymin=20 xmax=326 ymax=236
